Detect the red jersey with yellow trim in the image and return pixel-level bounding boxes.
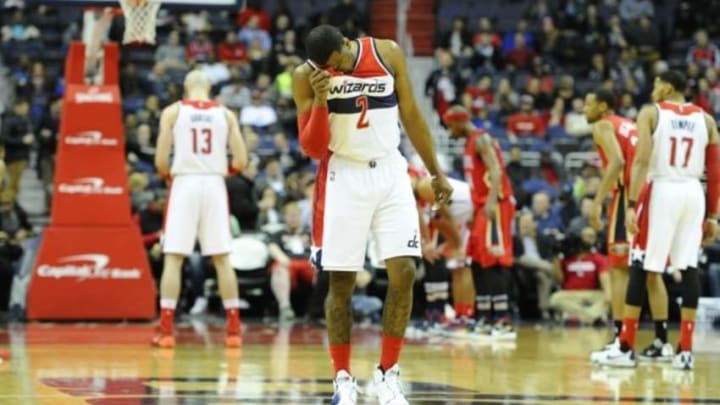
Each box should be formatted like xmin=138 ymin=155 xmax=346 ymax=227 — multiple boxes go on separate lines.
xmin=463 ymin=130 xmax=514 ymax=206
xmin=595 ymin=114 xmax=637 ymax=188
xmin=309 ymin=37 xmax=399 ymax=162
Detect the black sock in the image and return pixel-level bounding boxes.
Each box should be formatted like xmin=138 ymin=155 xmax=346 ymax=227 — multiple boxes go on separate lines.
xmin=613 ymin=320 xmax=623 ymax=338
xmin=655 ymin=320 xmax=668 ymax=344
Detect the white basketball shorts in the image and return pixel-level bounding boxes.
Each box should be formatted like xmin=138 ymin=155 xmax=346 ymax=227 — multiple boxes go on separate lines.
xmin=631 ymin=179 xmax=704 ymax=272
xmin=312 ymin=151 xmax=421 ymax=271
xmin=163 ymin=174 xmax=232 ymax=256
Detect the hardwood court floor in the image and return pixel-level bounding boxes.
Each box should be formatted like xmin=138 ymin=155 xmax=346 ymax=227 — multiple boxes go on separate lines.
xmin=0 ymin=321 xmax=719 ymax=404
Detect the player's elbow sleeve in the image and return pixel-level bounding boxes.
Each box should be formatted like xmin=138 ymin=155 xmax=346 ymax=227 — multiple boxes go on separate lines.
xmin=706 ymin=144 xmax=720 ymax=216
xmin=298 ymin=107 xmax=330 ymax=159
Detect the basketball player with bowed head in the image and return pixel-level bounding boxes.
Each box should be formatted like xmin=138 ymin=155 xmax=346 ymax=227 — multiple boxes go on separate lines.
xmin=443 ymin=105 xmax=517 ymax=339
xmin=292 ymin=25 xmax=453 ymax=405
xmin=582 ymin=88 xmax=672 ymax=363
xmin=152 ymin=70 xmax=248 ymax=349
xmin=412 ymin=169 xmax=476 ymax=327
xmin=598 ymin=70 xmax=720 ymax=370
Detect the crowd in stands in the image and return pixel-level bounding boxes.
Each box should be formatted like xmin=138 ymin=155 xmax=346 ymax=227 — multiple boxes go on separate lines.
xmin=1 ymin=0 xmax=720 ymax=324
xmin=428 ymin=0 xmax=720 ymax=321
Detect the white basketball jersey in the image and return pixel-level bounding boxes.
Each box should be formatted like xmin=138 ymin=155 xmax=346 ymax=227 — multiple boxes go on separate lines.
xmin=314 ymin=37 xmax=400 ymax=162
xmin=649 ymin=101 xmax=708 ymax=181
xmin=171 ymin=100 xmax=229 ymax=176
xmin=447 ymin=178 xmax=473 ymax=224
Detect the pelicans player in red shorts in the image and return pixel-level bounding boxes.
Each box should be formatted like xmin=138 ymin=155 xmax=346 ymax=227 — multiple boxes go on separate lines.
xmin=443 ymin=105 xmax=516 ymax=339
xmin=583 ymin=88 xmax=671 ymax=363
xmin=152 ymin=70 xmax=248 ymax=348
xmin=600 ymin=70 xmax=720 ymax=370
xmin=292 ymin=25 xmax=452 ymax=405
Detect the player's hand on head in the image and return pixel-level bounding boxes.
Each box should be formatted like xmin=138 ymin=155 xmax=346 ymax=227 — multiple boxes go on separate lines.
xmin=431 ymin=175 xmax=453 ymax=207
xmin=309 ymin=69 xmax=331 ymax=102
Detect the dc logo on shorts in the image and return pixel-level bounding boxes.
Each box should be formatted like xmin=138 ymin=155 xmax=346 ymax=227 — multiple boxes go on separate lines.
xmin=407 ymin=231 xmax=419 ymax=249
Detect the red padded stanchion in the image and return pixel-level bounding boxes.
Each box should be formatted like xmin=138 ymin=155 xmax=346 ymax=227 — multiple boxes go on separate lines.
xmin=28 ymin=42 xmax=156 ymax=320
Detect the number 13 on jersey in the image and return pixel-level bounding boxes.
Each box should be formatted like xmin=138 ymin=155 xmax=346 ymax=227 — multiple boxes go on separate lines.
xmin=192 ymin=128 xmax=212 ymax=154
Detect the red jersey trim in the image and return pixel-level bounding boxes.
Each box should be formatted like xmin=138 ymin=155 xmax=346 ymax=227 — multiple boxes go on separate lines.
xmin=656 ymin=101 xmax=703 ymax=116
xmin=370 ymin=38 xmax=393 ymax=76
xmin=180 ymin=100 xmax=220 ymax=109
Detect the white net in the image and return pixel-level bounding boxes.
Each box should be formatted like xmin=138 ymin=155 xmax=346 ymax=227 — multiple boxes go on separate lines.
xmin=119 ymin=0 xmax=162 ymax=45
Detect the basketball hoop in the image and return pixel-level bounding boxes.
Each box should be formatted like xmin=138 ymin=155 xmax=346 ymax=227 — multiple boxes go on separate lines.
xmin=119 ymin=0 xmax=161 ymax=45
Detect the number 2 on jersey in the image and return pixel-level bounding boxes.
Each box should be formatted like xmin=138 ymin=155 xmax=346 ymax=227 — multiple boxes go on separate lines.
xmin=669 ymin=136 xmax=693 ymax=168
xmin=192 ymin=128 xmax=212 ymax=154
xmin=356 ymin=96 xmax=370 ymax=129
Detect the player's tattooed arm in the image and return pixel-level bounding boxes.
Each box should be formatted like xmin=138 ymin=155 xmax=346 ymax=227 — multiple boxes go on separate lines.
xmin=155 ymin=103 xmax=179 ymax=177
xmin=225 ymin=109 xmax=248 ymax=171
xmin=379 ymin=39 xmax=453 ymax=204
xmin=591 ymin=119 xmax=625 ymax=230
xmin=475 ymin=135 xmax=501 ymax=217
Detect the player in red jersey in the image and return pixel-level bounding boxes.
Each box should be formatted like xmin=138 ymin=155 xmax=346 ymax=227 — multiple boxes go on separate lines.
xmin=600 ymin=70 xmax=720 ymax=369
xmin=583 ymin=88 xmax=671 ymax=363
xmin=443 ymin=105 xmax=517 ymax=339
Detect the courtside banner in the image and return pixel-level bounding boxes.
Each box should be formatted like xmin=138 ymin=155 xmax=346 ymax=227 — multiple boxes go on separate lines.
xmin=27 ymin=226 xmax=156 ymax=320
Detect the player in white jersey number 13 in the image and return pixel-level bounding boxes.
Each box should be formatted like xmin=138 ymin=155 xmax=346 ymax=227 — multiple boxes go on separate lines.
xmin=597 ymin=70 xmax=720 ymax=370
xmin=152 ymin=70 xmax=249 ymax=349
xmin=292 ymin=25 xmax=453 ymax=405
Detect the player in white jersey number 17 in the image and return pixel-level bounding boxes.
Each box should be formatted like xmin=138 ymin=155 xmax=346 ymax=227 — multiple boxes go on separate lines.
xmin=598 ymin=70 xmax=720 ymax=370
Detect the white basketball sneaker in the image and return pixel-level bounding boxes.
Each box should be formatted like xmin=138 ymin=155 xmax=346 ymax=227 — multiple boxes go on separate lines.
xmin=368 ymin=364 xmax=409 ymax=405
xmin=638 ymin=338 xmax=674 ymax=362
xmin=672 ymin=351 xmax=694 ymax=371
xmin=331 ymin=370 xmax=358 ymax=405
xmin=597 ymin=346 xmax=637 ymax=368
xmin=590 ymin=337 xmax=619 ymax=364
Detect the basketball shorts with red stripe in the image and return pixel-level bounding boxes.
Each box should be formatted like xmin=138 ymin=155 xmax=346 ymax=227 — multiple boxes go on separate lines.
xmin=163 ymin=174 xmax=232 ymax=256
xmin=606 ymin=186 xmax=630 ymax=267
xmin=467 ymin=198 xmax=515 ymax=268
xmin=630 ymin=180 xmax=704 ymax=272
xmin=313 ymin=152 xmax=421 ymax=271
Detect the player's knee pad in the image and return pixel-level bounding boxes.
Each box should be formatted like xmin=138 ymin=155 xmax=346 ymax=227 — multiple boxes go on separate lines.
xmin=625 ymin=261 xmax=648 ymax=307
xmin=682 ymin=267 xmax=700 ymax=309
